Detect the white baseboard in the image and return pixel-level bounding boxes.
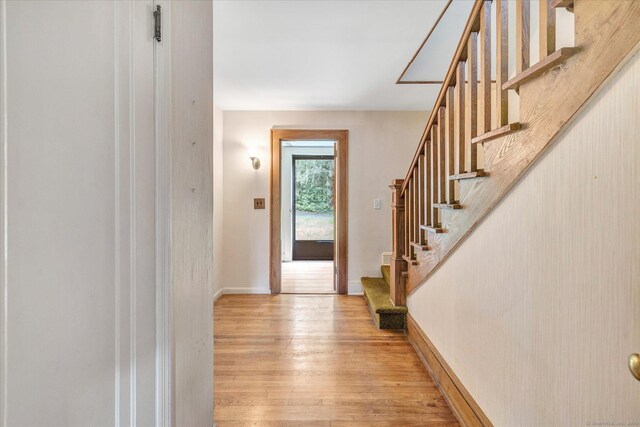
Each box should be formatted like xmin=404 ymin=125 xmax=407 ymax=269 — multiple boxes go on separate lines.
xmin=213 ymin=288 xmax=224 ymax=302
xmin=213 ymin=288 xmax=271 ymax=301
xmin=348 ymin=280 xmax=364 ymax=295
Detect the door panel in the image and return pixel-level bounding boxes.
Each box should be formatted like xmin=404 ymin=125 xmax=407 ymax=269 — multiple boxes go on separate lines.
xmin=2 ymin=1 xmax=156 ymax=425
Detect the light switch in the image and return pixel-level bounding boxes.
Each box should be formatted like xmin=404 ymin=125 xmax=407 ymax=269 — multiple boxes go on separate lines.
xmin=373 ymin=199 xmax=381 ymax=210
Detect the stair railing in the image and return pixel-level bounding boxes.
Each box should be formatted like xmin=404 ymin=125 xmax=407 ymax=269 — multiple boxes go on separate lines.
xmin=390 ymin=0 xmax=572 ymax=305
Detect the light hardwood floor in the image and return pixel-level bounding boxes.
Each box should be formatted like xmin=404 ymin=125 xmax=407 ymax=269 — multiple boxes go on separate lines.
xmin=281 ymin=261 xmax=335 ymax=294
xmin=214 ymin=294 xmax=459 ymax=426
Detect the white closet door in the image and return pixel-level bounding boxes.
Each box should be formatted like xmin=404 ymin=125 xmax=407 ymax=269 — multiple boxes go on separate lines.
xmin=1 ymin=1 xmax=157 ymax=425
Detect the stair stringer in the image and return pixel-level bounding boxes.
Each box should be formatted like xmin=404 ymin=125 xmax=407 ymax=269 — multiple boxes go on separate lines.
xmin=407 ymin=0 xmax=640 ymax=295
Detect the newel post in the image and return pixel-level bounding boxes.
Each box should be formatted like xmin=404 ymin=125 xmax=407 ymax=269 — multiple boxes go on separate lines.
xmin=389 ymin=179 xmax=407 ymax=306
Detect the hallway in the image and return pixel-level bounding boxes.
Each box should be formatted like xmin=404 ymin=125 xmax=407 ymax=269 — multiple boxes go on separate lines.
xmin=214 ymin=295 xmax=458 ymax=425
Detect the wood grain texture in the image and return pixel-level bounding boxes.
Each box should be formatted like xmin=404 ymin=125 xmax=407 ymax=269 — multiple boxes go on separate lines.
xmin=402 ymin=255 xmax=419 ymax=266
xmin=407 ymin=176 xmax=415 ymax=259
xmin=281 ymin=261 xmax=335 ymax=294
xmin=446 ymin=88 xmax=456 ymax=204
xmin=449 ymin=171 xmax=487 ymax=181
xmin=270 ymin=130 xmax=348 ymax=295
xmin=334 ymin=133 xmax=349 ymax=294
xmin=171 ymin=2 xmax=214 ymax=425
xmin=469 ymin=122 xmax=521 ymax=145
xmin=389 ymin=179 xmax=407 ymax=306
xmin=404 ymin=177 xmax=410 ymax=258
xmin=418 ymin=155 xmax=426 ymax=244
xmin=467 ymin=32 xmax=479 ymax=171
xmin=410 ymin=242 xmax=430 ymax=252
xmin=214 ymin=295 xmax=459 ymax=425
xmin=539 ymin=0 xmax=556 ymax=59
xmin=433 ymin=203 xmax=462 ymax=210
xmin=478 ymin=1 xmax=492 ymax=136
xmin=552 ymin=0 xmax=573 ymax=11
xmin=421 ymin=225 xmax=446 ymax=234
xmin=407 ymin=315 xmax=492 ymax=426
xmin=430 ymin=126 xmax=440 ymax=226
xmin=515 ymin=0 xmax=531 ymax=74
xmin=424 ymin=142 xmax=432 ymax=228
xmin=407 ymin=0 xmax=640 ymax=294
xmin=408 ymin=48 xmax=640 ymax=425
xmin=456 ymin=61 xmax=466 ymax=176
xmin=438 ymin=108 xmax=447 ymax=204
xmin=495 ymin=0 xmax=509 ymax=127
xmin=503 ymin=47 xmax=577 ymax=91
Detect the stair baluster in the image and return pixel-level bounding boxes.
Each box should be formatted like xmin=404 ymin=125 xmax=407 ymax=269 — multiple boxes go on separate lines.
xmin=417 ymin=154 xmax=426 ymax=246
xmin=516 ymin=0 xmax=531 ymax=75
xmin=467 ymin=32 xmax=479 ymax=172
xmin=539 ymin=0 xmax=556 ymax=60
xmin=389 ymin=0 xmax=636 ymax=298
xmin=438 ymin=108 xmax=446 ymax=205
xmin=479 ymin=1 xmax=492 ymax=134
xmin=456 ymin=60 xmax=466 ymax=176
xmin=496 ymin=0 xmax=509 ymax=127
xmin=411 ymin=167 xmax=421 ymax=244
xmin=424 ymin=139 xmax=432 ymax=232
xmin=430 ymin=125 xmax=439 ymax=227
xmin=445 ymin=87 xmax=456 ymax=204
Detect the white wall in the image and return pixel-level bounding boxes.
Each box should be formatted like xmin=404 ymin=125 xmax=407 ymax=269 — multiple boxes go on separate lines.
xmin=221 ymin=111 xmax=425 ymax=294
xmin=213 ymin=104 xmax=224 ymax=299
xmin=1 ymin=1 xmax=157 ymax=425
xmin=171 ymin=1 xmax=214 ymax=426
xmin=408 ymin=50 xmax=640 ymax=425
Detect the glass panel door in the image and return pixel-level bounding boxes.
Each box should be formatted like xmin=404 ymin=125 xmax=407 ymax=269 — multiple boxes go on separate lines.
xmin=292 ymin=155 xmax=335 ymax=260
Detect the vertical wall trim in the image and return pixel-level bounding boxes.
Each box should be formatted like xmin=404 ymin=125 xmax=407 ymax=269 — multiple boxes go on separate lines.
xmin=154 ymin=1 xmax=172 ymax=426
xmin=113 ymin=2 xmax=121 ymax=426
xmin=128 ymin=2 xmax=137 ymax=426
xmin=0 ymin=0 xmax=8 ymax=425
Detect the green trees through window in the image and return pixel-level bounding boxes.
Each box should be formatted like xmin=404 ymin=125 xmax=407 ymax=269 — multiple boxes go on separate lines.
xmin=294 ymin=157 xmax=334 ymax=241
xmin=294 ymin=158 xmax=334 ymax=213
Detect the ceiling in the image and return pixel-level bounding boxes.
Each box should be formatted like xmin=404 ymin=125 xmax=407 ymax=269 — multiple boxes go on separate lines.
xmin=213 ymin=0 xmax=458 ymax=111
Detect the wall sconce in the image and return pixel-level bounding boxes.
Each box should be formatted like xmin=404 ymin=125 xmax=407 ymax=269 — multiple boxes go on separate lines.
xmin=250 ymin=156 xmax=261 ymax=170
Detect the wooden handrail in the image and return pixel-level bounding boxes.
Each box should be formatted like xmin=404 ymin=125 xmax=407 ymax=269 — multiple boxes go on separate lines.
xmin=401 ymin=0 xmax=484 ymax=195
xmin=390 ymin=0 xmax=638 ymax=304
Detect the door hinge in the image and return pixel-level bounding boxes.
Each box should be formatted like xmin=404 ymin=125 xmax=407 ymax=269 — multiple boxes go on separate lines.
xmin=153 ymin=5 xmax=162 ymax=42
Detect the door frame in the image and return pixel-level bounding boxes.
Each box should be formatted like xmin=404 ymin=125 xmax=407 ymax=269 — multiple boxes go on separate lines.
xmin=270 ymin=129 xmax=348 ymax=294
xmin=291 ymin=154 xmax=335 ymax=261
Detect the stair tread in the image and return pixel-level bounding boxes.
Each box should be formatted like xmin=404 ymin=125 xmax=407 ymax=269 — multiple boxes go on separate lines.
xmin=420 ymin=224 xmax=445 ymax=233
xmin=552 ymin=0 xmax=573 ymax=11
xmin=361 ymin=277 xmax=408 ymax=315
xmin=471 ymin=123 xmax=521 ymax=145
xmin=410 ymin=241 xmax=431 ymax=251
xmin=449 ymin=170 xmax=486 ymax=180
xmin=503 ymin=48 xmax=577 ymax=91
xmin=402 ymin=255 xmax=419 ymax=265
xmin=433 ymin=203 xmax=462 ymax=210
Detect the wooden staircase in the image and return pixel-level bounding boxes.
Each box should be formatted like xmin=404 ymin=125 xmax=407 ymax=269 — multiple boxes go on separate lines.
xmin=388 ymin=0 xmax=640 ymax=304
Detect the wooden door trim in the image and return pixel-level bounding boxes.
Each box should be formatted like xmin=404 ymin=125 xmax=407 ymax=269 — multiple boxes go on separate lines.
xmin=270 ymin=129 xmax=348 ymax=294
